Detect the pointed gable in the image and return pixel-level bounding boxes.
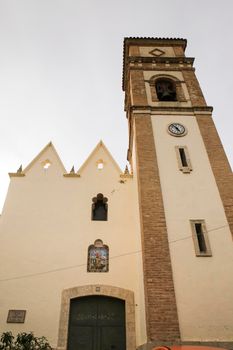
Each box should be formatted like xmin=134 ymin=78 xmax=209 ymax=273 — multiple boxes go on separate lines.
xmin=22 ymin=142 xmax=66 ymax=176
xmin=77 ymin=140 xmax=122 ymax=176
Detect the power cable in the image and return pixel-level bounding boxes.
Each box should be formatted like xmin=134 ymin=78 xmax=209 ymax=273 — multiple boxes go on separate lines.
xmin=0 ymin=223 xmax=230 ymax=283
xmin=0 ymin=250 xmax=142 ymax=282
xmin=168 ymin=224 xmax=229 ymax=244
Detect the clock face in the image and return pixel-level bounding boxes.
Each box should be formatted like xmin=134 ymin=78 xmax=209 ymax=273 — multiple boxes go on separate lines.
xmin=168 ymin=123 xmax=186 ymax=136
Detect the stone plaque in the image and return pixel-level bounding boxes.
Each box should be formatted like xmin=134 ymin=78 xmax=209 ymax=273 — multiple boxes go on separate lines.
xmin=7 ymin=310 xmax=26 ymax=323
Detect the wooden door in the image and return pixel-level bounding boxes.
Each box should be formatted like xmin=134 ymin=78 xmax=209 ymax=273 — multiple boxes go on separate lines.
xmin=67 ymin=295 xmax=126 ymax=350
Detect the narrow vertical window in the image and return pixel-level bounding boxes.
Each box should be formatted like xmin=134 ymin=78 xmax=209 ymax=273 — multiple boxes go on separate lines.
xmin=179 ymin=148 xmax=188 ymax=167
xmin=92 ymin=193 xmax=108 ymax=221
xmin=190 ymin=220 xmax=212 ymax=256
xmin=175 ymin=146 xmax=192 ymax=173
xmin=195 ymin=223 xmax=207 ymax=253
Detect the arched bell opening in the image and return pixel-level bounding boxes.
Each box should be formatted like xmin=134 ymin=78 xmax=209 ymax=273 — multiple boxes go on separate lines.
xmin=155 ymin=78 xmax=177 ymax=101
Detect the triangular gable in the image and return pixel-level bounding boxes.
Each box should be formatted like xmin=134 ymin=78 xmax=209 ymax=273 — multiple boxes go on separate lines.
xmin=77 ymin=140 xmax=122 ymax=175
xmin=23 ymin=142 xmax=66 ymax=174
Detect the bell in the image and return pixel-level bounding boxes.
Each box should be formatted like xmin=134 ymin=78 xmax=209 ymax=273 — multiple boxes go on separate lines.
xmin=160 ymin=90 xmax=172 ymax=101
xmin=156 ymin=79 xmax=176 ymax=101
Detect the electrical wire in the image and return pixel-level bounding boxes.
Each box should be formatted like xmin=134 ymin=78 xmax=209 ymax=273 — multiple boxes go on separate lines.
xmin=0 ymin=223 xmax=230 ymax=283
xmin=168 ymin=224 xmax=229 ymax=244
xmin=0 ymin=250 xmax=142 ymax=282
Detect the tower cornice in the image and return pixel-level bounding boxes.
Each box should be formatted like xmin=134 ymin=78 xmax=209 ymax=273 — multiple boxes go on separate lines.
xmin=123 ymin=37 xmax=188 ymax=90
xmin=126 ymin=105 xmax=213 ymax=115
xmin=127 ymin=56 xmax=194 ymax=65
xmin=124 ymin=37 xmax=187 ymax=49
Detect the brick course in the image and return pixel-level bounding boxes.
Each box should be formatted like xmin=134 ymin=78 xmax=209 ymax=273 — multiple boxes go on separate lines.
xmin=182 ymin=62 xmax=233 ymax=239
xmin=182 ymin=70 xmax=206 ymax=106
xmin=196 ymin=115 xmax=233 ymax=238
xmin=131 ymin=70 xmax=148 ymax=106
xmin=135 ymin=114 xmax=181 ymax=342
xmin=173 ymin=45 xmax=185 ymax=57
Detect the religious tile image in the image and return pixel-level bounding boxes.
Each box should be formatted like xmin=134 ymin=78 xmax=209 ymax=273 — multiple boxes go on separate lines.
xmin=87 ymin=239 xmax=109 ymax=272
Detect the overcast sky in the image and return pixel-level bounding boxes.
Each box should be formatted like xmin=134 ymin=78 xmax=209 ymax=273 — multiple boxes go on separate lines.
xmin=0 ymin=0 xmax=232 ymax=211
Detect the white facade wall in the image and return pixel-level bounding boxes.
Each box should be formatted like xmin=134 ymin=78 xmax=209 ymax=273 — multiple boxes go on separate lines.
xmin=151 ymin=114 xmax=233 ymax=341
xmin=0 ymin=143 xmax=146 ymax=348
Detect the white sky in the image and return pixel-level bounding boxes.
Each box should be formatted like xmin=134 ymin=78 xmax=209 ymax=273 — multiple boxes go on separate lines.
xmin=0 ymin=0 xmax=232 ymax=211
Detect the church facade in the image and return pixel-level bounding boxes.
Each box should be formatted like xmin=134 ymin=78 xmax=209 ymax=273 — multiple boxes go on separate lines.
xmin=0 ymin=38 xmax=232 ymax=350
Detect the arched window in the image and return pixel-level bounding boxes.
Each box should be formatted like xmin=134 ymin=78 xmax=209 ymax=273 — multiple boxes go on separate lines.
xmin=92 ymin=193 xmax=108 ymax=221
xmin=155 ymin=78 xmax=177 ymax=101
xmin=87 ymin=239 xmax=109 ymax=272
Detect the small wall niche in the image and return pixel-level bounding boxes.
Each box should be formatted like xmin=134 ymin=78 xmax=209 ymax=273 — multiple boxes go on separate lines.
xmin=41 ymin=159 xmax=52 ymax=170
xmin=96 ymin=159 xmax=104 ymax=170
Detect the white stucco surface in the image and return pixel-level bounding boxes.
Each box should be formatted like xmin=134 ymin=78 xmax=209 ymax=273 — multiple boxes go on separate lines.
xmin=151 ymin=114 xmax=233 ymax=341
xmin=0 ymin=142 xmax=146 ymax=348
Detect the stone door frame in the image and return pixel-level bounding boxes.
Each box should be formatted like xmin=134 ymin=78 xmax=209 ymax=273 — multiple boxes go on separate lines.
xmin=57 ymin=284 xmax=136 ymax=350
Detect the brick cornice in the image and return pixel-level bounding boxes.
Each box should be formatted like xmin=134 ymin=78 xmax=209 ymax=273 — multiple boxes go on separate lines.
xmin=127 ymin=56 xmax=194 ymax=65
xmin=124 ymin=37 xmax=187 ymax=48
xmin=8 ymin=172 xmax=25 ymax=178
xmin=126 ymin=105 xmax=213 ymax=114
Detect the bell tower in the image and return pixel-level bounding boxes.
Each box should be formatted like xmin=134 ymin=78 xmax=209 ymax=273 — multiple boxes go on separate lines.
xmin=123 ymin=38 xmax=233 ymax=344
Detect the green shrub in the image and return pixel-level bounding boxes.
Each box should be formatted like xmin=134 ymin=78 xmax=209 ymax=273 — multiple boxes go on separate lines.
xmin=0 ymin=332 xmax=14 ymax=349
xmin=0 ymin=332 xmax=51 ymax=350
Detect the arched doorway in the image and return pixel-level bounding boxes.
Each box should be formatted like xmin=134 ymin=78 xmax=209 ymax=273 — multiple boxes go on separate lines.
xmin=67 ymin=295 xmax=126 ymax=350
xmin=57 ymin=285 xmax=136 ymax=350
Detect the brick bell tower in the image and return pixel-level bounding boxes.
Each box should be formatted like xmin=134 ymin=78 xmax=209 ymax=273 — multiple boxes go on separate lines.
xmin=123 ymin=38 xmax=233 ymax=345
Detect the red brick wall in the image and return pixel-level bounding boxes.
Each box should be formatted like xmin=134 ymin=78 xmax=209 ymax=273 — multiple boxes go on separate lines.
xmin=196 ymin=115 xmax=233 ymax=238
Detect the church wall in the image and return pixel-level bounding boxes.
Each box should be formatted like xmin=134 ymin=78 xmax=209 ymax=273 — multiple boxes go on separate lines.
xmin=151 ymin=114 xmax=233 ymax=341
xmin=0 ymin=144 xmax=146 ymax=348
